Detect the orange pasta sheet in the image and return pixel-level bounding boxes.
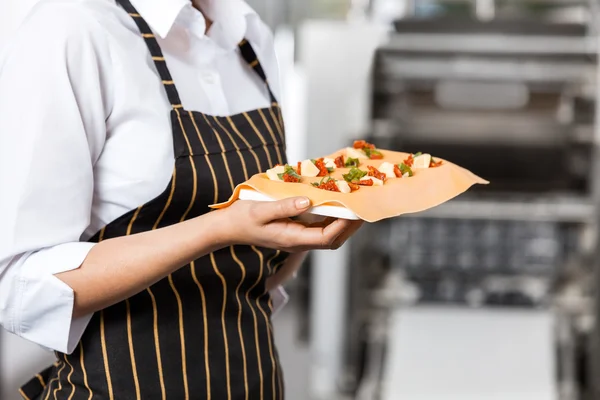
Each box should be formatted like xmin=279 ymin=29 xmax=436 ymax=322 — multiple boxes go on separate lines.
xmin=210 ymin=149 xmax=489 ymax=223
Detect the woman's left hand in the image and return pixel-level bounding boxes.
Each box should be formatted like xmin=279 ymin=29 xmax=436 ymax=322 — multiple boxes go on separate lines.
xmin=265 ymin=217 xmax=364 ymax=291
xmin=265 ymin=251 xmax=308 ymax=291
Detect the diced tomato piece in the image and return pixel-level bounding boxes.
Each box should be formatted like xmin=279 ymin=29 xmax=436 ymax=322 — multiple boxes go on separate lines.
xmin=357 ymin=179 xmax=373 ymax=186
xmin=283 ymin=173 xmax=300 ymax=183
xmin=353 ymin=140 xmax=367 ymax=149
xmin=314 ymin=158 xmax=329 ymax=177
xmin=348 ymin=182 xmax=360 ymax=191
xmin=393 ymin=164 xmax=403 ymax=178
xmin=369 ymin=153 xmax=383 ymax=160
xmin=403 ymin=154 xmax=414 ymax=167
xmin=353 ymin=140 xmax=375 ymax=149
xmin=430 ymin=160 xmax=443 ymax=168
xmin=297 ymin=161 xmax=302 ymax=175
xmin=367 ymin=165 xmax=386 ymax=182
xmin=315 ymin=180 xmax=340 ymax=192
xmin=334 ymin=155 xmax=345 ymax=168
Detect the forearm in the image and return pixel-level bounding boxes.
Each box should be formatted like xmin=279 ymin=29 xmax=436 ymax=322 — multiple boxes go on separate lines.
xmin=265 ymin=251 xmax=308 ymax=292
xmin=57 ymin=210 xmax=229 ymax=318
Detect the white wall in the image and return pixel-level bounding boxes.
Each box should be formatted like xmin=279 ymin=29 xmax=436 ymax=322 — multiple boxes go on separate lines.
xmin=0 ymin=3 xmax=58 ymax=400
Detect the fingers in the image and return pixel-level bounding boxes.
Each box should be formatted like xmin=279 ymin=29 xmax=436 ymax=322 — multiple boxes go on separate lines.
xmin=308 ymin=219 xmax=363 ymax=250
xmin=331 ymin=220 xmax=364 ymax=248
xmin=290 ymin=218 xmax=354 ymax=250
xmin=304 ymin=217 xmax=336 ymax=228
xmin=252 ymin=197 xmax=311 ymax=224
xmin=295 ymin=213 xmax=327 ymax=225
xmin=323 ymin=219 xmax=356 ymax=248
xmin=322 ymin=217 xmax=337 ymax=226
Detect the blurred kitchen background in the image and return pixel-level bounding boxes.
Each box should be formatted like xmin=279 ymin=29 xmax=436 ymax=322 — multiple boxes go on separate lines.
xmin=3 ymin=0 xmax=600 ymax=399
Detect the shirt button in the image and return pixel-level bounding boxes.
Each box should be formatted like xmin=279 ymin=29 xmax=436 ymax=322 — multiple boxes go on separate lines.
xmin=201 ymin=72 xmax=217 ymax=85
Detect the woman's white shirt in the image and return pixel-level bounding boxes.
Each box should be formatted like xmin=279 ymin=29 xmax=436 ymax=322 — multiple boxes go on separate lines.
xmin=0 ymin=0 xmax=281 ymax=353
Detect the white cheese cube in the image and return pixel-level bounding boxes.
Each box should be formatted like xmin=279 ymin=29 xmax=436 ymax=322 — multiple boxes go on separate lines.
xmin=378 ymin=162 xmax=396 ymax=179
xmin=300 ymin=159 xmax=320 ymax=177
xmin=413 ymin=153 xmax=432 ymax=169
xmin=266 ymin=165 xmax=285 ymax=181
xmin=345 ymin=147 xmax=369 ymax=160
xmin=370 ymin=177 xmax=384 ymax=186
xmin=360 ymin=176 xmax=384 ymax=186
xmin=323 ymin=158 xmax=336 ymax=169
xmin=335 ymin=180 xmax=351 ymax=193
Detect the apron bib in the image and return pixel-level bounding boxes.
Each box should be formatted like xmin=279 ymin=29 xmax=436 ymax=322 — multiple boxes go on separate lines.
xmin=20 ymin=1 xmax=288 ymax=399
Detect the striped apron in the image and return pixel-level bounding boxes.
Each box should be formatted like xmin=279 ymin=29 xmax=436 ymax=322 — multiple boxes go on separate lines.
xmin=20 ymin=1 xmax=289 ymax=398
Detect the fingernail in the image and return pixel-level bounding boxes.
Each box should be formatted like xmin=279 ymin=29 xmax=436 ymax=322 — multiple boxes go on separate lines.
xmin=296 ymin=197 xmax=310 ymax=209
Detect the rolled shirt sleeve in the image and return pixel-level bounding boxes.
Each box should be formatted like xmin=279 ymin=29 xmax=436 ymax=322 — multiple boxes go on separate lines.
xmin=1 ymin=245 xmax=96 ymax=354
xmin=0 ymin=3 xmax=113 ymax=353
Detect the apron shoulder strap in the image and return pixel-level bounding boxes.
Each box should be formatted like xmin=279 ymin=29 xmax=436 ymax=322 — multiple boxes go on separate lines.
xmin=116 ymin=0 xmax=183 ymax=109
xmin=238 ymin=39 xmax=278 ymax=104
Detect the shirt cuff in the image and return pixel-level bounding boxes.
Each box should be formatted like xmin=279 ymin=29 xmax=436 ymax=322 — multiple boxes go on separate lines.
xmin=15 ymin=242 xmax=96 ymax=354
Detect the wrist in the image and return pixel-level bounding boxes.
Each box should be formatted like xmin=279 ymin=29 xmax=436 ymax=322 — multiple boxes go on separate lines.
xmin=206 ymin=208 xmax=236 ymax=248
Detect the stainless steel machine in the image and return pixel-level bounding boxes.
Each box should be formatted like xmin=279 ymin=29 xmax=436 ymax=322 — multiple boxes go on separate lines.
xmin=325 ymin=7 xmax=600 ymax=400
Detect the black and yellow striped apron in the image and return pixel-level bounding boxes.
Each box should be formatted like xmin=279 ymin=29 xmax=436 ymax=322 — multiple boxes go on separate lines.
xmin=20 ymin=1 xmax=289 ymax=399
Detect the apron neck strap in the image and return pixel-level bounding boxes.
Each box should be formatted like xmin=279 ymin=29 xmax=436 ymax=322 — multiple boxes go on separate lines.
xmin=117 ymin=0 xmax=183 ymax=109
xmin=237 ymin=39 xmax=278 ymax=105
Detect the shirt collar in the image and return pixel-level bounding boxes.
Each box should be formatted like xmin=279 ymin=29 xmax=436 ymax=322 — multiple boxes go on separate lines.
xmin=129 ymin=0 xmax=188 ymax=39
xmin=129 ymin=0 xmax=258 ymax=49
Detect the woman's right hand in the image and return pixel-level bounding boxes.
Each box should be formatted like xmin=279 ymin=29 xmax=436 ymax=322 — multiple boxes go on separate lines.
xmin=218 ymin=197 xmax=363 ymax=253
xmin=51 ymin=196 xmax=360 ymax=319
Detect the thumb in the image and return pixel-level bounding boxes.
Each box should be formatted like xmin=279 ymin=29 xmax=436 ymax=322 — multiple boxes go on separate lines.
xmin=255 ymin=197 xmax=311 ymax=223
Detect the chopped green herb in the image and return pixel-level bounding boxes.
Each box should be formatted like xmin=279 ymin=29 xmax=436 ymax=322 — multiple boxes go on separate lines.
xmin=312 ymin=176 xmax=334 ymax=187
xmin=277 ymin=164 xmax=301 ymax=180
xmin=327 ymin=167 xmax=334 ymax=173
xmin=345 ymin=157 xmax=360 ymax=167
xmin=343 ymin=167 xmax=367 ymax=183
xmin=414 ymin=152 xmax=422 ymax=157
xmin=398 ymin=163 xmax=413 ymax=177
xmin=364 ymin=148 xmax=383 ymax=159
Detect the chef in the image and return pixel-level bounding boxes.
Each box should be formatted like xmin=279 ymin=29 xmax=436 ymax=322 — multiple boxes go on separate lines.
xmin=0 ymin=0 xmax=362 ymax=398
